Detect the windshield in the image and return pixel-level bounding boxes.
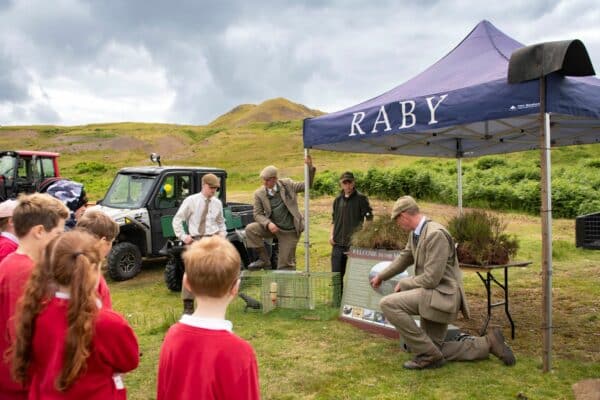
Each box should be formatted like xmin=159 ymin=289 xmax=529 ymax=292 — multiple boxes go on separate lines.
xmin=102 ymin=173 xmax=157 ymax=209
xmin=0 ymin=155 xmax=16 ymax=176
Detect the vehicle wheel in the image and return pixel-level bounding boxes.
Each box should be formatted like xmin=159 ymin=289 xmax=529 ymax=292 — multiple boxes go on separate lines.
xmin=164 ymin=256 xmax=183 ymax=292
xmin=107 ymin=242 xmax=142 ymax=281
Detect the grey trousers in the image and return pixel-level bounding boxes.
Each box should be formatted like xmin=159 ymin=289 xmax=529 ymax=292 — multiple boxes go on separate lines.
xmin=245 ymin=222 xmax=299 ymax=269
xmin=379 ymin=289 xmax=490 ymax=361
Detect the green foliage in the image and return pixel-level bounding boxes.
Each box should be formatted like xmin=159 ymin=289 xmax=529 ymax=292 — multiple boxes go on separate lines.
xmin=74 ymin=161 xmax=109 ymax=175
xmin=475 ymin=156 xmax=507 ymax=170
xmin=447 ymin=210 xmax=519 ymax=265
xmin=351 ymin=216 xmax=408 ymax=250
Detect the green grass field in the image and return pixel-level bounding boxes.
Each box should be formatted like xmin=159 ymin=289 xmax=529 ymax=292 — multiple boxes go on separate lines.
xmin=109 ymin=198 xmax=600 ymax=400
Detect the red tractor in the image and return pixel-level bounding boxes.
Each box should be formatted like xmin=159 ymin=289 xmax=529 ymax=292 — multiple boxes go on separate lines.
xmin=0 ymin=150 xmax=62 ymax=201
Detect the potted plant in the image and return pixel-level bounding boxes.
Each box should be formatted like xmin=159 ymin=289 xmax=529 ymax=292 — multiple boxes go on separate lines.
xmin=447 ymin=210 xmax=519 ymax=266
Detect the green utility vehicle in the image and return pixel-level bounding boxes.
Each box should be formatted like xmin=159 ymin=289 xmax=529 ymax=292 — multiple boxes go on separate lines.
xmin=92 ymin=155 xmax=274 ymax=290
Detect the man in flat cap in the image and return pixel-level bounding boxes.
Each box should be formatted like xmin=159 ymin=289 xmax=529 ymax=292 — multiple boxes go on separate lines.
xmin=245 ymin=156 xmax=315 ymax=270
xmin=330 ymin=171 xmax=372 ymax=303
xmin=370 ymin=196 xmax=515 ymax=369
xmin=173 ymin=173 xmax=226 ymax=314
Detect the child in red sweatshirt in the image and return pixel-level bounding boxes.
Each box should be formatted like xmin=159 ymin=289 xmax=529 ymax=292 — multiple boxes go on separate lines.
xmin=0 ymin=194 xmax=68 ymax=400
xmin=157 ymin=236 xmax=260 ymax=400
xmin=10 ymin=230 xmax=139 ymax=399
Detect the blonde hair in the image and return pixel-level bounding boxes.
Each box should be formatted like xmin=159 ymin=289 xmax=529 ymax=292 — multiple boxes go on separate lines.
xmin=13 ymin=193 xmax=69 ymax=238
xmin=76 ymin=210 xmax=119 ymax=241
xmin=182 ymin=236 xmax=240 ymax=298
xmin=11 ymin=231 xmax=102 ymax=391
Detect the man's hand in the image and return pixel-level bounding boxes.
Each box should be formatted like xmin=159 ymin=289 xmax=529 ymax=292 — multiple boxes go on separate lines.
xmin=268 ymin=222 xmax=279 ymax=234
xmin=329 ymin=236 xmax=335 ymax=246
xmin=305 ymin=155 xmax=313 ymax=167
xmin=370 ymin=275 xmax=382 ymax=289
xmin=183 ymin=235 xmax=193 ymax=245
xmin=394 ymin=282 xmax=402 ymax=293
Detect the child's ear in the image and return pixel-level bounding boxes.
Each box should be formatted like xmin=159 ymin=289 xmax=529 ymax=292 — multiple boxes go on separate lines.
xmin=182 ymin=273 xmax=192 ymax=293
xmin=230 ymin=278 xmax=240 ymax=297
xmin=31 ymin=224 xmax=45 ymax=239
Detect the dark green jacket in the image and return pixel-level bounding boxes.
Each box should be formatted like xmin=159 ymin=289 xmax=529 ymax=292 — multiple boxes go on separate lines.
xmin=331 ymin=190 xmax=373 ymax=246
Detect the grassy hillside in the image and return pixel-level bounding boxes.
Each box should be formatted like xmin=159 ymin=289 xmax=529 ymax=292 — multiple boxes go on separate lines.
xmin=1 ymin=97 xmax=599 ymax=206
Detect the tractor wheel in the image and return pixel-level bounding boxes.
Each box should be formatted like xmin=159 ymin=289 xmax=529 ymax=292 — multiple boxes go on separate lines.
xmin=107 ymin=242 xmax=142 ymax=281
xmin=164 ymin=257 xmax=184 ymax=292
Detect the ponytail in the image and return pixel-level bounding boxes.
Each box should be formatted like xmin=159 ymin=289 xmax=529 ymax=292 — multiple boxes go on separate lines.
xmin=10 ymin=236 xmax=59 ymax=383
xmin=9 ymin=231 xmax=101 ymax=391
xmin=56 ymin=252 xmax=98 ymax=391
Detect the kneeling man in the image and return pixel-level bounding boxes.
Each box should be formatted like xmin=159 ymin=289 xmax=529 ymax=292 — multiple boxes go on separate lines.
xmin=370 ymin=196 xmax=515 ymax=369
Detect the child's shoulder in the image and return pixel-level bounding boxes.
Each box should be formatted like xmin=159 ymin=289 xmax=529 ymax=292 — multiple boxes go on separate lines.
xmin=95 ymin=308 xmax=133 ymax=330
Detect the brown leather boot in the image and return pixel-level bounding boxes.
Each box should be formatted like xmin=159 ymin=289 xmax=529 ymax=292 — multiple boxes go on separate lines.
xmin=403 ymin=353 xmax=446 ymax=370
xmin=183 ymin=299 xmax=194 ymax=315
xmin=247 ymin=247 xmax=271 ymax=270
xmin=487 ymin=327 xmax=516 ymax=366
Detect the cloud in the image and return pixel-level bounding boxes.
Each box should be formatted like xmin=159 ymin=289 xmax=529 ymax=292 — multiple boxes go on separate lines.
xmin=0 ymin=0 xmax=598 ymax=125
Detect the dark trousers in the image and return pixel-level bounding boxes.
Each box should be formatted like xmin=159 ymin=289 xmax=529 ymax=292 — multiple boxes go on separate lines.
xmin=331 ymin=244 xmax=349 ymax=305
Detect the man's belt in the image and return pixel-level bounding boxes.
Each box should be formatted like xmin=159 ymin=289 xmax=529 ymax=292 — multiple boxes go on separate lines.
xmin=192 ymin=234 xmax=214 ymax=240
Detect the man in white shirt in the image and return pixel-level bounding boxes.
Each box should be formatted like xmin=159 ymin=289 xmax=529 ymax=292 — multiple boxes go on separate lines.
xmin=172 ymin=173 xmax=227 ymax=314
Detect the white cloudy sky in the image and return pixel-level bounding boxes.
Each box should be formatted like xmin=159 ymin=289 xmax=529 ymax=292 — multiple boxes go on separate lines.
xmin=0 ymin=0 xmax=598 ymax=126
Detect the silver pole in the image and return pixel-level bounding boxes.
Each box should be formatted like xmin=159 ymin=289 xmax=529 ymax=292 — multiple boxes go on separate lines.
xmin=457 ymin=158 xmax=463 ymax=214
xmin=540 ymin=77 xmax=553 ymax=372
xmin=304 ymin=148 xmax=310 ymax=273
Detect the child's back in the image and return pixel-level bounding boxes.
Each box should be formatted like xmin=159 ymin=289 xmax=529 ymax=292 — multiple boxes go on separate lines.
xmin=157 ymin=236 xmax=260 ymax=400
xmin=158 ymin=315 xmax=259 ymax=400
xmin=28 ymin=296 xmax=138 ymax=399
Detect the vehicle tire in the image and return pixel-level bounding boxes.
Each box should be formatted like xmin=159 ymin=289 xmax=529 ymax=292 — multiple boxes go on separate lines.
xmin=107 ymin=242 xmax=142 ymax=281
xmin=164 ymin=256 xmax=183 ymax=292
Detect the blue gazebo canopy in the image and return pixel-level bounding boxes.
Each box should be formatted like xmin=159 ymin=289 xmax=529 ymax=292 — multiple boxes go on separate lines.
xmin=303 ymin=20 xmax=600 ymax=157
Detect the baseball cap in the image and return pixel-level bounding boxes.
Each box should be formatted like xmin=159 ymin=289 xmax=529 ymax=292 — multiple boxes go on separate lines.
xmin=0 ymin=199 xmax=18 ymax=218
xmin=339 ymin=171 xmax=355 ymax=182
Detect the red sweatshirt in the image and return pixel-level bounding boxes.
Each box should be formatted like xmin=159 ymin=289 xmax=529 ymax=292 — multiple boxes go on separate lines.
xmin=0 ymin=235 xmax=18 ymax=264
xmin=157 ymin=315 xmax=260 ymax=400
xmin=0 ymin=252 xmax=34 ymax=400
xmin=27 ymin=296 xmax=139 ymax=399
xmin=0 ymin=253 xmax=114 ymax=400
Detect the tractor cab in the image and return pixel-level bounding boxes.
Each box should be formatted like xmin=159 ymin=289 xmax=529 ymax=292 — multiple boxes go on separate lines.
xmin=0 ymin=150 xmax=61 ymax=200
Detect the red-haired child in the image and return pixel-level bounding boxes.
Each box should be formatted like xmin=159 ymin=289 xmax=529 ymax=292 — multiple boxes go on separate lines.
xmin=10 ymin=230 xmax=139 ymax=399
xmin=157 ymin=236 xmax=260 ymax=400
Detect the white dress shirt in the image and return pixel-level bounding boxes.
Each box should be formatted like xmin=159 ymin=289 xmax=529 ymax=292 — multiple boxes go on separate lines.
xmin=172 ymin=192 xmax=226 ymax=241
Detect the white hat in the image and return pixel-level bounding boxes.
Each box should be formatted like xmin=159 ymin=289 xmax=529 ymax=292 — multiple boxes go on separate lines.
xmin=0 ymin=199 xmax=18 ymax=218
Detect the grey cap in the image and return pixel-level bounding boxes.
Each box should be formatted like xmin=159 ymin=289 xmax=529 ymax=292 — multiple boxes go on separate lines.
xmin=260 ymin=165 xmax=278 ymax=180
xmin=390 ymin=196 xmax=419 ymax=220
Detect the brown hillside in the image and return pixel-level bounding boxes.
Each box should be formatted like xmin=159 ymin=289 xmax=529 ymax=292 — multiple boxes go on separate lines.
xmin=209 ymin=97 xmax=324 ymax=127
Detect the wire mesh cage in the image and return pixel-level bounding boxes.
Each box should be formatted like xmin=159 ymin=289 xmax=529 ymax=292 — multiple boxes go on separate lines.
xmin=237 ymin=271 xmax=341 ymax=313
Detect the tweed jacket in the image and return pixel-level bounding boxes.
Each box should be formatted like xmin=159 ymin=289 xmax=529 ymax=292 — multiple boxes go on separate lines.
xmin=379 ymin=219 xmax=470 ymax=323
xmin=253 ymin=166 xmax=316 ymax=235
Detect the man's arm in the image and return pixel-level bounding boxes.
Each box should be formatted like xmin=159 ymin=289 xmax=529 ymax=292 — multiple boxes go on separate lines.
xmin=172 ymin=198 xmax=192 ymax=243
xmin=290 ymin=156 xmax=317 ymax=192
xmin=252 ymin=191 xmax=272 ymax=229
xmin=360 ymin=195 xmax=373 ymax=221
xmin=216 ymin=201 xmax=227 ymax=237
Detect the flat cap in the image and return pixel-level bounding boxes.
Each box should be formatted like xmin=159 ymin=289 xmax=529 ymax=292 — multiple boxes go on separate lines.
xmin=339 ymin=171 xmax=355 ymax=182
xmin=202 ymin=173 xmax=221 ymax=188
xmin=260 ymin=165 xmax=278 ymax=180
xmin=390 ymin=195 xmax=419 ymax=220
xmin=0 ymin=199 xmax=18 ymax=218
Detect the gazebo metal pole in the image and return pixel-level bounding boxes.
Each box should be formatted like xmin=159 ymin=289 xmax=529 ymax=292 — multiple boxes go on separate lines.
xmin=456 ymin=138 xmax=464 ymax=215
xmin=457 ymin=158 xmax=463 ymax=214
xmin=304 ymin=148 xmax=310 ymax=273
xmin=540 ymin=76 xmax=553 ymax=372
